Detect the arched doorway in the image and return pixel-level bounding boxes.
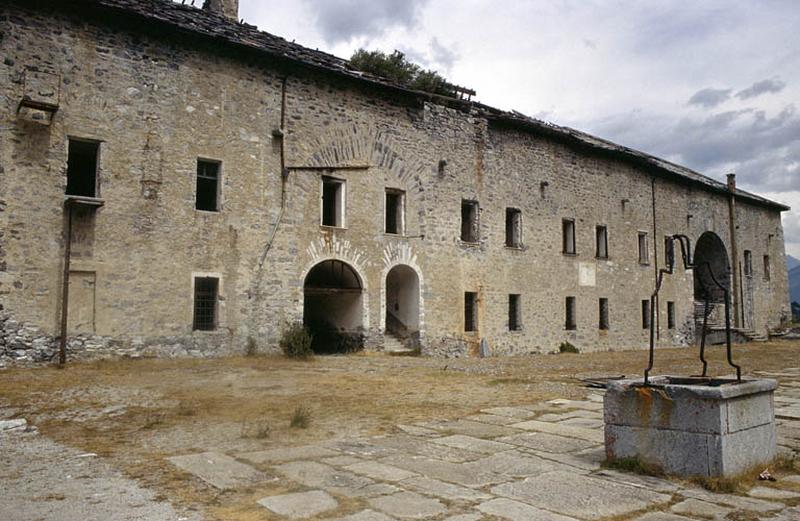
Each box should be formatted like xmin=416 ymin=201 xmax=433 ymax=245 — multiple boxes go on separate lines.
xmin=303 ymin=259 xmax=365 ymax=353
xmin=693 ymin=232 xmax=730 ymax=302
xmin=385 ymin=264 xmax=420 ymax=342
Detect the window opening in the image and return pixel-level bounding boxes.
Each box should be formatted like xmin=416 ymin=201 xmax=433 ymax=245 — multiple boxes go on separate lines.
xmin=385 ymin=189 xmax=405 ymax=234
xmin=196 ymin=159 xmax=220 ymax=211
xmin=563 ymin=219 xmax=576 ymax=254
xmin=465 ymin=292 xmax=478 ymax=332
xmin=565 ymin=296 xmax=576 ymax=330
xmin=505 ymin=208 xmax=522 ymax=247
xmin=509 ymin=294 xmax=521 ymax=331
xmin=461 ymin=200 xmax=479 ymax=242
xmin=599 ymin=298 xmax=609 ymax=330
xmin=66 ymin=139 xmax=99 ymax=197
xmin=596 ymin=225 xmax=608 ymax=259
xmin=193 ymin=277 xmax=218 ymax=331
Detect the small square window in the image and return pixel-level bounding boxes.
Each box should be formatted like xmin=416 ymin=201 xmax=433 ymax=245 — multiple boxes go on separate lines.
xmin=67 ymin=139 xmax=99 ymax=197
xmin=505 ymin=208 xmax=522 ymax=247
xmin=193 ymin=277 xmax=219 ymax=331
xmin=641 ymin=299 xmax=651 ymax=329
xmin=465 ymin=291 xmax=478 ymax=332
xmin=196 ymin=159 xmax=220 ymax=211
xmin=667 ymin=301 xmax=675 ymax=329
xmin=744 ymin=250 xmax=753 ymax=277
xmin=385 ymin=189 xmax=405 ymax=235
xmin=461 ymin=200 xmax=479 ymax=242
xmin=638 ymin=232 xmax=649 ymax=265
xmin=509 ymin=294 xmax=521 ymax=331
xmin=563 ymin=219 xmax=576 ymax=255
xmin=321 ymin=176 xmax=346 ymax=227
xmin=565 ymin=296 xmax=576 ymax=330
xmin=599 ymin=298 xmax=609 ymax=330
xmin=596 ymin=225 xmax=608 ymax=259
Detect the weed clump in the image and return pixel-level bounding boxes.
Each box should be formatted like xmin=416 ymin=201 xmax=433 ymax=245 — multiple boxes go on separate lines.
xmin=290 ymin=406 xmax=311 ymax=429
xmin=559 ymin=341 xmax=579 ymax=354
xmin=280 ymin=322 xmax=314 ymax=359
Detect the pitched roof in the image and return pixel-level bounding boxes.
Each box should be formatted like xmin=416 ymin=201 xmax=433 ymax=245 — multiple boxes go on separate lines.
xmin=54 ymin=0 xmax=791 ymax=211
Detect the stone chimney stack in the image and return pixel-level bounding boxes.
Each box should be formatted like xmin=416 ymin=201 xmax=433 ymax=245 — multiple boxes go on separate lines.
xmin=726 ymin=173 xmax=736 ymax=192
xmin=203 ymin=0 xmax=239 ymax=21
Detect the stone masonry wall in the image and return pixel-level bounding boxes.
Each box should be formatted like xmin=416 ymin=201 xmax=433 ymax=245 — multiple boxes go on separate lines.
xmin=0 ymin=2 xmax=790 ymax=364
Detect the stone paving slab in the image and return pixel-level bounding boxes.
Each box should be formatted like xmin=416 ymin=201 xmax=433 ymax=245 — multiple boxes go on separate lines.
xmin=238 ymin=445 xmax=338 ymax=464
xmin=424 ymin=419 xmax=520 ymax=439
xmin=400 ymin=476 xmax=493 ymax=501
xmin=498 ymin=431 xmax=598 ymax=453
xmin=275 ymin=461 xmax=398 ymax=498
xmin=509 ymin=420 xmax=604 ymax=443
xmin=258 ymin=490 xmax=337 ymax=519
xmin=546 ymin=399 xmax=603 ymax=411
xmin=527 ymin=447 xmax=604 ymax=472
xmin=747 ymin=486 xmax=800 ymax=500
xmin=371 ymin=435 xmax=483 ymax=463
xmin=167 ymin=451 xmax=269 ymax=490
xmin=380 ymin=455 xmax=505 ymax=488
xmin=477 ymin=497 xmax=579 ymax=521
xmin=396 ymin=424 xmax=439 ymax=436
xmin=492 ymin=470 xmax=671 ymax=519
xmin=367 ymin=491 xmax=447 ymax=519
xmin=557 ymin=418 xmax=604 ymax=430
xmin=537 ymin=410 xmax=602 ymax=422
xmin=592 ymin=469 xmax=681 ymax=493
xmin=480 ymin=407 xmax=536 ymax=419
xmin=323 ymin=455 xmax=365 ymax=467
xmin=465 ymin=413 xmax=522 ymax=425
xmin=631 ymin=514 xmax=692 ymax=521
xmin=324 ymin=439 xmax=400 ymax=458
xmin=441 ymin=514 xmax=482 ymax=521
xmin=465 ymin=450 xmax=557 ymax=478
xmin=430 ymin=434 xmax=513 ymax=454
xmin=670 ymin=498 xmax=733 ymax=519
xmin=327 ymin=509 xmax=397 ymax=521
xmin=345 ymin=461 xmax=418 ymax=482
xmin=681 ymin=488 xmax=784 ymax=513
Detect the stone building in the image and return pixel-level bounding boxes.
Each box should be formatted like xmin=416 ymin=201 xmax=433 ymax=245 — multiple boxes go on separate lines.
xmin=0 ymin=0 xmax=791 ymax=362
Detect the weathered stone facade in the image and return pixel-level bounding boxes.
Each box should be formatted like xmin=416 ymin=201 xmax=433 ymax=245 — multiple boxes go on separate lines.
xmin=0 ymin=0 xmax=791 ymax=364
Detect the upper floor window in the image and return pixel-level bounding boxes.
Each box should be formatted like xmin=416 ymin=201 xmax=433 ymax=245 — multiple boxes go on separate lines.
xmin=196 ymin=159 xmax=220 ymax=211
xmin=385 ymin=189 xmax=405 ymax=235
xmin=638 ymin=232 xmax=649 ymax=265
xmin=461 ymin=200 xmax=479 ymax=242
xmin=66 ymin=139 xmax=99 ymax=197
xmin=664 ymin=236 xmax=675 ymax=268
xmin=596 ymin=225 xmax=608 ymax=259
xmin=321 ymin=176 xmax=346 ymax=227
xmin=563 ymin=219 xmax=576 ymax=255
xmin=743 ymin=250 xmax=753 ymax=277
xmin=505 ymin=208 xmax=522 ymax=248
xmin=763 ymin=255 xmax=771 ymax=281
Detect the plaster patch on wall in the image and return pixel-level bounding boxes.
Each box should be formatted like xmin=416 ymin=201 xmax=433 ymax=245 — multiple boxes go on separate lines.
xmin=579 ymin=262 xmax=596 ymax=287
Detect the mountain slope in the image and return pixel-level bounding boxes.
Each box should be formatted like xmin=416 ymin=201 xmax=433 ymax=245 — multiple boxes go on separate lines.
xmin=788 ymin=255 xmax=800 ymax=272
xmin=790 ymin=264 xmax=800 ymax=304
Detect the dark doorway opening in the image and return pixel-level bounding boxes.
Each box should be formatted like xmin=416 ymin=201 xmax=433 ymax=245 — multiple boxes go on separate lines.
xmin=303 ymin=260 xmax=364 ymax=353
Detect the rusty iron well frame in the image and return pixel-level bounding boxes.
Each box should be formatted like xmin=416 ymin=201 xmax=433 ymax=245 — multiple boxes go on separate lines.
xmin=644 ymin=234 xmax=741 ymax=385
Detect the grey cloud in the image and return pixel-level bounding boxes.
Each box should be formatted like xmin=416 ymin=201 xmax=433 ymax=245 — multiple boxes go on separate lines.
xmin=429 ymin=37 xmax=458 ymax=72
xmin=302 ymin=0 xmax=429 ymax=44
xmin=736 ymin=77 xmax=786 ymax=100
xmin=688 ymin=87 xmax=731 ymax=108
xmin=399 ymin=37 xmax=459 ymax=74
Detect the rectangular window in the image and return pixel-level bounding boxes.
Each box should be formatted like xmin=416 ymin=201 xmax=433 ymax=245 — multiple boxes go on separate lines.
xmin=193 ymin=277 xmax=219 ymax=331
xmin=664 ymin=236 xmax=675 ymax=268
xmin=505 ymin=208 xmax=522 ymax=247
xmin=321 ymin=176 xmax=345 ymax=227
xmin=641 ymin=299 xmax=650 ymax=329
xmin=461 ymin=200 xmax=479 ymax=242
xmin=638 ymin=232 xmax=649 ymax=264
xmin=565 ymin=296 xmax=576 ymax=330
xmin=66 ymin=139 xmax=99 ymax=197
xmin=508 ymin=294 xmax=521 ymax=331
xmin=599 ymin=298 xmax=609 ymax=330
xmin=385 ymin=189 xmax=405 ymax=235
xmin=744 ymin=250 xmax=753 ymax=277
xmin=464 ymin=292 xmax=478 ymax=332
xmin=763 ymin=255 xmax=770 ymax=281
xmin=596 ymin=225 xmax=608 ymax=259
xmin=667 ymin=301 xmax=675 ymax=329
xmin=563 ymin=219 xmax=576 ymax=254
xmin=196 ymin=159 xmax=220 ymax=211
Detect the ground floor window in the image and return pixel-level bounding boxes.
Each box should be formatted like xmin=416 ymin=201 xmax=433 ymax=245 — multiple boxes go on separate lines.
xmin=667 ymin=301 xmax=675 ymax=329
xmin=565 ymin=296 xmax=576 ymax=330
xmin=508 ymin=294 xmax=521 ymax=331
xmin=641 ymin=299 xmax=650 ymax=329
xmin=465 ymin=292 xmax=478 ymax=332
xmin=193 ymin=277 xmax=219 ymax=331
xmin=599 ymin=298 xmax=609 ymax=330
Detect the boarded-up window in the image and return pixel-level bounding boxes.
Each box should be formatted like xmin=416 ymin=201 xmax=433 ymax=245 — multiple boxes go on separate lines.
xmin=509 ymin=294 xmax=521 ymax=331
xmin=464 ymin=292 xmax=478 ymax=332
xmin=563 ymin=219 xmax=576 ymax=254
xmin=196 ymin=159 xmax=220 ymax=211
xmin=321 ymin=176 xmax=345 ymax=227
xmin=641 ymin=299 xmax=650 ymax=329
xmin=565 ymin=296 xmax=576 ymax=330
xmin=193 ymin=277 xmax=218 ymax=331
xmin=667 ymin=301 xmax=675 ymax=329
xmin=385 ymin=189 xmax=405 ymax=234
xmin=66 ymin=139 xmax=99 ymax=197
xmin=599 ymin=298 xmax=609 ymax=330
xmin=638 ymin=232 xmax=649 ymax=264
xmin=505 ymin=208 xmax=522 ymax=247
xmin=461 ymin=200 xmax=479 ymax=242
xmin=596 ymin=225 xmax=608 ymax=259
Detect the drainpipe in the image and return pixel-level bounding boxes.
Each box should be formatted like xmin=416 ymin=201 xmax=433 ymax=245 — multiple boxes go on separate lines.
xmin=58 ymin=200 xmax=74 ymax=367
xmin=651 ymin=177 xmax=659 ymax=339
xmin=727 ymin=174 xmax=740 ymax=328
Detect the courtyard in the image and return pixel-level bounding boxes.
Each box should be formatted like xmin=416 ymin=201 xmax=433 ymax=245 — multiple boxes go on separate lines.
xmin=2 ymin=341 xmax=800 ymax=520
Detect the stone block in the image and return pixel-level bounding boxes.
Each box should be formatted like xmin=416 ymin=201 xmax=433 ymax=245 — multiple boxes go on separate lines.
xmin=257 ymin=490 xmax=337 ymax=519
xmin=167 ymin=451 xmax=269 ymax=490
xmin=477 ymin=498 xmax=579 ymax=521
xmin=367 ymin=491 xmax=446 ymax=519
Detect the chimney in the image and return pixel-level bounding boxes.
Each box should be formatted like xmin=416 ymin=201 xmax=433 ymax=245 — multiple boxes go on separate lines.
xmin=203 ymin=0 xmax=239 ymax=20
xmin=726 ymin=173 xmax=736 ymax=192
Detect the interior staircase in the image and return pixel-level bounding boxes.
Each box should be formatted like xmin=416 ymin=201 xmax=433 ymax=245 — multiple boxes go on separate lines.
xmin=694 ymin=301 xmax=768 ymax=343
xmin=383 ymin=332 xmax=415 ymax=354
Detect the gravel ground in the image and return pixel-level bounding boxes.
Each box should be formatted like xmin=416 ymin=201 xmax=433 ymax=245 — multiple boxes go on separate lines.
xmin=0 ymin=429 xmax=203 ymax=521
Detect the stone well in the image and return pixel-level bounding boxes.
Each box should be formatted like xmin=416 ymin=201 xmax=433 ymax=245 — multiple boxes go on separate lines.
xmin=604 ymin=376 xmax=777 ymax=477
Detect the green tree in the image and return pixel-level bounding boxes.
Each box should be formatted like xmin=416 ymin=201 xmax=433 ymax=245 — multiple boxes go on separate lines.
xmin=349 ymin=49 xmax=455 ymax=97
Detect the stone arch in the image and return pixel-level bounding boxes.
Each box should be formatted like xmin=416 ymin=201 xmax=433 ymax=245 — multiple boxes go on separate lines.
xmin=693 ymin=231 xmax=731 ymax=302
xmin=379 ymin=243 xmax=426 ymax=343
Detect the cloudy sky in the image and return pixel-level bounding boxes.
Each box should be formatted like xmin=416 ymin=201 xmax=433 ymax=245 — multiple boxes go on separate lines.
xmin=231 ymin=0 xmax=800 ymax=258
